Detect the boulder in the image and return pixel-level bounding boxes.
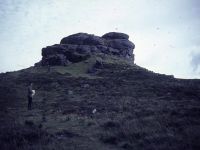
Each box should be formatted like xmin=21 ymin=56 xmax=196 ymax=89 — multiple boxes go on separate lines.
xmin=76 ymin=45 xmax=96 ymax=54
xmin=64 ymin=51 xmax=90 ymax=63
xmin=60 ymin=33 xmax=105 ymax=46
xmin=83 ymin=35 xmax=105 ymax=45
xmin=60 ymin=33 xmax=89 ymax=45
xmin=35 ymin=32 xmax=135 ymax=66
xmin=41 ymin=54 xmax=68 ymax=66
xmin=102 ymin=32 xmax=129 ymax=40
xmin=42 ymin=44 xmax=66 ymax=57
xmin=108 ymin=47 xmax=120 ymax=55
xmin=106 ymin=39 xmax=135 ymax=58
xmin=106 ymin=39 xmax=135 ymax=51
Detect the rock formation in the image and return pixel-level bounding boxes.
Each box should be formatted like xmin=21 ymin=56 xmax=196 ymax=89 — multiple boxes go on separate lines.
xmin=35 ymin=32 xmax=135 ymax=66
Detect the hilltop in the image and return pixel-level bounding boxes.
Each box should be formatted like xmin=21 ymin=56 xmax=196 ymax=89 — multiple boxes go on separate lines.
xmin=0 ymin=32 xmax=200 ymax=150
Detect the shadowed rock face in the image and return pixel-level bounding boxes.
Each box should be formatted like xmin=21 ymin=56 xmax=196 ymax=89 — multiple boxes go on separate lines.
xmin=36 ymin=32 xmax=135 ymax=66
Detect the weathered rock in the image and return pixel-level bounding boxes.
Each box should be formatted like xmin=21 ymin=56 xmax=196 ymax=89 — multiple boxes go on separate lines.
xmin=82 ymin=35 xmax=105 ymax=46
xmin=41 ymin=54 xmax=68 ymax=66
xmin=60 ymin=33 xmax=89 ymax=45
xmin=36 ymin=32 xmax=135 ymax=66
xmin=106 ymin=39 xmax=135 ymax=58
xmin=42 ymin=45 xmax=66 ymax=57
xmin=41 ymin=44 xmax=90 ymax=63
xmin=76 ymin=45 xmax=96 ymax=54
xmin=106 ymin=39 xmax=135 ymax=51
xmin=102 ymin=32 xmax=129 ymax=40
xmin=60 ymin=33 xmax=105 ymax=46
xmin=64 ymin=51 xmax=90 ymax=63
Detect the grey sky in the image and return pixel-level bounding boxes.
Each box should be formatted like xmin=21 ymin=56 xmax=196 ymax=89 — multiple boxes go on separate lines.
xmin=0 ymin=0 xmax=200 ymax=78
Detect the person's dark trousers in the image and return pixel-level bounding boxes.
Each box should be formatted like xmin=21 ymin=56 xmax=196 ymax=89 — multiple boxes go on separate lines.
xmin=28 ymin=96 xmax=32 ymax=110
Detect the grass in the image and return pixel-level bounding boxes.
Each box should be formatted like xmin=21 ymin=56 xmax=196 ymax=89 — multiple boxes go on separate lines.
xmin=0 ymin=122 xmax=55 ymax=150
xmin=15 ymin=54 xmax=134 ymax=79
xmin=0 ymin=57 xmax=200 ymax=150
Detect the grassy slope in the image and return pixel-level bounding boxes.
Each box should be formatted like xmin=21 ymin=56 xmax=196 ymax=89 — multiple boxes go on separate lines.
xmin=0 ymin=55 xmax=200 ymax=150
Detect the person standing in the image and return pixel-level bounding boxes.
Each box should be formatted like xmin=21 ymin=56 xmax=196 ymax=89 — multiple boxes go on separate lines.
xmin=27 ymin=83 xmax=35 ymax=110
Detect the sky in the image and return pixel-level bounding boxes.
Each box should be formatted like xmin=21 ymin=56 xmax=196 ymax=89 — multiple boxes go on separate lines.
xmin=0 ymin=0 xmax=200 ymax=79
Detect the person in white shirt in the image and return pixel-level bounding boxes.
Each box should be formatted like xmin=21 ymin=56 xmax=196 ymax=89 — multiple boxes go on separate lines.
xmin=27 ymin=82 xmax=35 ymax=110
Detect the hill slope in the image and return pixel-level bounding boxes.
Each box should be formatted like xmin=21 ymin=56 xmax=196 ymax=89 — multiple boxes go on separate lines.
xmin=0 ymin=55 xmax=200 ymax=150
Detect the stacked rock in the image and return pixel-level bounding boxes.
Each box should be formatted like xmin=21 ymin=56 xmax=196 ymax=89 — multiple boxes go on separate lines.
xmin=36 ymin=32 xmax=135 ymax=66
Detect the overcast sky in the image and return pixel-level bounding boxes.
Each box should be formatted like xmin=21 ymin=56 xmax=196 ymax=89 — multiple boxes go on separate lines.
xmin=0 ymin=0 xmax=200 ymax=78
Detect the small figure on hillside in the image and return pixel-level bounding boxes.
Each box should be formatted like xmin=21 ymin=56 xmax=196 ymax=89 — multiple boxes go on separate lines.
xmin=92 ymin=108 xmax=97 ymax=114
xmin=27 ymin=82 xmax=35 ymax=110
